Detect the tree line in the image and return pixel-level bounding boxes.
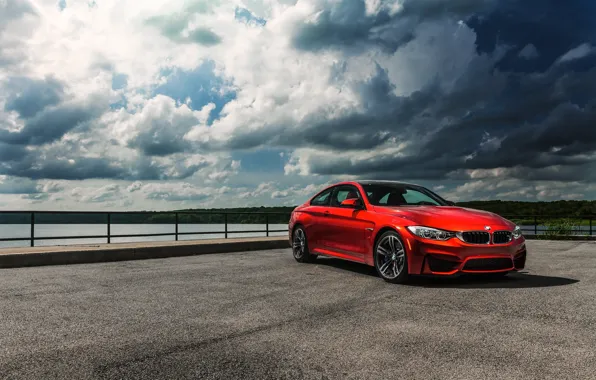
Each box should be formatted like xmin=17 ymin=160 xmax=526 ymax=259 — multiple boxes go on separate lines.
xmin=0 ymin=201 xmax=594 ymax=224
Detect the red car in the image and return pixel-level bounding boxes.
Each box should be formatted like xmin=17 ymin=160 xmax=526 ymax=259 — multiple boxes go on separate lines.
xmin=288 ymin=180 xmax=527 ymax=284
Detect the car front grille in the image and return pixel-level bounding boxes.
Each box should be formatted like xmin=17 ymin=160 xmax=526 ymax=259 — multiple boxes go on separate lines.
xmin=460 ymin=231 xmax=490 ymax=244
xmin=493 ymin=231 xmax=513 ymax=244
xmin=463 ymin=258 xmax=513 ymax=271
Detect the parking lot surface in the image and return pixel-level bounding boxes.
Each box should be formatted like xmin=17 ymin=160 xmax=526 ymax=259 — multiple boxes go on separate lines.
xmin=0 ymin=240 xmax=595 ymax=379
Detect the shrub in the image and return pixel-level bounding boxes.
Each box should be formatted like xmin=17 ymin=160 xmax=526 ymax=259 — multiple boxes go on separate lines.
xmin=541 ymin=218 xmax=582 ymax=238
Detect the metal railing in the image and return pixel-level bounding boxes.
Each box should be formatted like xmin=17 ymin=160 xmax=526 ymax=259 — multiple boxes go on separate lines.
xmin=0 ymin=211 xmax=291 ymax=247
xmin=0 ymin=211 xmax=593 ymax=248
xmin=501 ymin=215 xmax=594 ymax=237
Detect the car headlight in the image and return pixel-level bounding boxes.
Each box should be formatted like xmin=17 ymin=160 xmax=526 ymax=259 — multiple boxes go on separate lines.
xmin=512 ymin=225 xmax=522 ymax=239
xmin=406 ymin=226 xmax=455 ymax=241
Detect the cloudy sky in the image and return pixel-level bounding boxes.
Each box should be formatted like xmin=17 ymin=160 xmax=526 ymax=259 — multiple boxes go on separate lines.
xmin=0 ymin=0 xmax=595 ymax=211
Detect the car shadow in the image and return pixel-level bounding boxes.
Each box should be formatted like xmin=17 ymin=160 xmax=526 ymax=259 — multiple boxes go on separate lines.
xmin=405 ymin=272 xmax=579 ymax=289
xmin=313 ymin=258 xmax=378 ymax=277
xmin=313 ymin=258 xmax=579 ymax=289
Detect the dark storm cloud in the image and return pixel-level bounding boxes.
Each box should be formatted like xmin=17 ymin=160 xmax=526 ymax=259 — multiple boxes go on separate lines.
xmin=126 ymin=107 xmax=198 ymax=156
xmin=0 ymin=152 xmax=209 ymax=181
xmin=292 ymin=0 xmax=495 ymax=53
xmin=4 ymin=76 xmax=64 ymax=118
xmin=1 ymin=130 xmax=208 ymax=180
xmin=0 ymin=142 xmax=27 ymax=162
xmin=274 ymin=1 xmax=596 ymax=182
xmin=1 ymin=155 xmax=127 ymax=180
xmin=128 ymin=157 xmax=209 ymax=180
xmin=1 ymin=75 xmax=105 ymax=147
xmin=224 ymin=40 xmax=596 ymax=182
xmin=0 ymin=141 xmax=215 ymax=181
xmin=0 ymin=101 xmax=104 ymax=145
xmin=128 ymin=134 xmax=191 ymax=157
xmin=226 ymin=55 xmax=505 ymax=151
xmin=469 ymin=0 xmax=596 ymax=72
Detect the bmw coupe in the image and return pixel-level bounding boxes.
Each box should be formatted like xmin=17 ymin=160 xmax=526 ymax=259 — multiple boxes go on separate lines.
xmin=288 ymin=180 xmax=527 ymax=284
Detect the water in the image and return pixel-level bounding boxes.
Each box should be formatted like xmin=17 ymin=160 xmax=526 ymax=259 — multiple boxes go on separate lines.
xmin=0 ymin=224 xmax=289 ymax=249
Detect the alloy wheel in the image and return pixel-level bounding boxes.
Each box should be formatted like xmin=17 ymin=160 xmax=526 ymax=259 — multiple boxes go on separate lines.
xmin=375 ymin=234 xmax=406 ymax=280
xmin=293 ymin=228 xmax=306 ymax=259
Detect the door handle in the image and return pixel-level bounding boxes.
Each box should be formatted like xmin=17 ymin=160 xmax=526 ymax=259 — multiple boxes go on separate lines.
xmin=324 ymin=211 xmax=330 ymax=216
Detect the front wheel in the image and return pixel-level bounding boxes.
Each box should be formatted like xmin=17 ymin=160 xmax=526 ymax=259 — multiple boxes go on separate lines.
xmin=292 ymin=226 xmax=317 ymax=263
xmin=374 ymin=230 xmax=409 ymax=284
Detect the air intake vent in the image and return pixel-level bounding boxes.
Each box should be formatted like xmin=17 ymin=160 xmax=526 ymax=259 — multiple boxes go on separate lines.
xmin=427 ymin=256 xmax=460 ymax=273
xmin=493 ymin=231 xmax=513 ymax=244
xmin=463 ymin=258 xmax=513 ymax=271
xmin=461 ymin=231 xmax=490 ymax=244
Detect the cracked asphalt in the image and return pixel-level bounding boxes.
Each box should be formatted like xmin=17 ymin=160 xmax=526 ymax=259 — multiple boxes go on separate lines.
xmin=0 ymin=240 xmax=595 ymax=379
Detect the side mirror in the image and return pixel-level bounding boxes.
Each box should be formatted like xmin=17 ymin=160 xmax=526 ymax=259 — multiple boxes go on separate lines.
xmin=340 ymin=198 xmax=364 ymax=209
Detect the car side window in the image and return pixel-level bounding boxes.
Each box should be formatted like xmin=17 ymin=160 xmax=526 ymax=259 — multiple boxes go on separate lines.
xmin=310 ymin=188 xmax=333 ymax=206
xmin=378 ymin=192 xmax=391 ymax=205
xmin=330 ymin=185 xmax=361 ymax=207
xmin=402 ymin=189 xmax=441 ymax=205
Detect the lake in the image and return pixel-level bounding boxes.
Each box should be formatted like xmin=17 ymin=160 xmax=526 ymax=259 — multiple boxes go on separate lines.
xmin=0 ymin=224 xmax=289 ymax=249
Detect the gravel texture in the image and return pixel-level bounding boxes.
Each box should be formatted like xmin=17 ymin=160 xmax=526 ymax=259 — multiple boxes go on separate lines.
xmin=0 ymin=240 xmax=594 ymax=379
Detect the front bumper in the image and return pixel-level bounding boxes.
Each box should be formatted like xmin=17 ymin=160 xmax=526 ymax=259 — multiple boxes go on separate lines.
xmin=404 ymin=234 xmax=527 ymax=276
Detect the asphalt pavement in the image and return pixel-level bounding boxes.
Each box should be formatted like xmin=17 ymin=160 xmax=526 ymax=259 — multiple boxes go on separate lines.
xmin=1 ymin=240 xmax=595 ymax=379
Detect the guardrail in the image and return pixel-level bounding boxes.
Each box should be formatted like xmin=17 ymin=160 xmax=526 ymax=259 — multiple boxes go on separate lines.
xmin=501 ymin=215 xmax=593 ymax=237
xmin=0 ymin=211 xmax=291 ymax=247
xmin=0 ymin=211 xmax=593 ymax=248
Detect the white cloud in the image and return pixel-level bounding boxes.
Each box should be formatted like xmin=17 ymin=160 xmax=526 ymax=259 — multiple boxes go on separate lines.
xmin=518 ymin=43 xmax=539 ymax=59
xmin=1 ymin=0 xmax=594 ymax=211
xmin=556 ymin=43 xmax=594 ymax=64
xmin=71 ymin=184 xmax=123 ymax=203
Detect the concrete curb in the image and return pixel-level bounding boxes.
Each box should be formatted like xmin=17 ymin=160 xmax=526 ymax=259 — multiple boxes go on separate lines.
xmin=0 ymin=237 xmax=290 ymax=269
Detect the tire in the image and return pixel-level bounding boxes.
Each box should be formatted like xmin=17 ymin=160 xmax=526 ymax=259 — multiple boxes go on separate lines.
xmin=292 ymin=226 xmax=317 ymax=263
xmin=373 ymin=230 xmax=409 ymax=284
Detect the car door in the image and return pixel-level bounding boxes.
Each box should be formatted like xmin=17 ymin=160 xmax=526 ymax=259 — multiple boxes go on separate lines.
xmin=325 ymin=185 xmax=375 ymax=261
xmin=301 ymin=186 xmax=334 ymax=251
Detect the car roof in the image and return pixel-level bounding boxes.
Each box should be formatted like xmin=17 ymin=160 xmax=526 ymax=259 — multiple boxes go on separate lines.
xmin=355 ymin=180 xmax=423 ymax=188
xmin=312 ymin=180 xmax=425 ymax=197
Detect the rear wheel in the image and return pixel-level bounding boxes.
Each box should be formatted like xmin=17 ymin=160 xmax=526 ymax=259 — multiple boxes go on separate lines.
xmin=292 ymin=226 xmax=317 ymax=263
xmin=374 ymin=230 xmax=409 ymax=284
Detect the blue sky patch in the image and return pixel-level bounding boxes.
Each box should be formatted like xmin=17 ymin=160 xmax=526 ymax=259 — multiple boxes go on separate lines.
xmin=111 ymin=73 xmax=128 ymax=90
xmin=235 ymin=7 xmax=266 ymax=27
xmin=232 ymin=149 xmax=287 ymax=173
xmin=152 ymin=61 xmax=236 ymax=125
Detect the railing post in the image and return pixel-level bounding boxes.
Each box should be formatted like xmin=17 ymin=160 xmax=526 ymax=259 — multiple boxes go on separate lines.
xmin=266 ymin=214 xmax=269 ymax=237
xmin=30 ymin=212 xmax=35 ymax=247
xmin=590 ymin=217 xmax=592 ymax=236
xmin=175 ymin=212 xmax=179 ymax=241
xmin=224 ymin=213 xmax=228 ymax=239
xmin=107 ymin=213 xmax=111 ymax=244
xmin=534 ymin=216 xmax=537 ymax=235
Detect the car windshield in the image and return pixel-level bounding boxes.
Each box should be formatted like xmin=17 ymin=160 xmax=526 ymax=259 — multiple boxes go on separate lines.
xmin=361 ymin=183 xmax=448 ymax=207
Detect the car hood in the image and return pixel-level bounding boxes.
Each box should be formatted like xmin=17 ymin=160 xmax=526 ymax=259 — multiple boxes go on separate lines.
xmin=373 ymin=205 xmax=514 ymax=231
